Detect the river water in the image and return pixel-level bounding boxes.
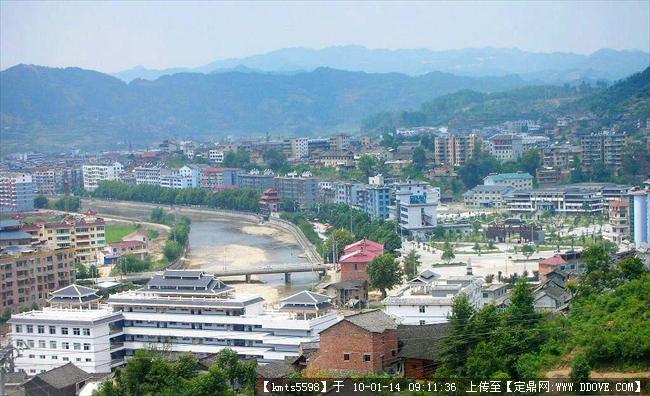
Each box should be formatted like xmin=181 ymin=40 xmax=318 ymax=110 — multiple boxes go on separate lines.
xmin=187 ymin=220 xmax=319 ymax=304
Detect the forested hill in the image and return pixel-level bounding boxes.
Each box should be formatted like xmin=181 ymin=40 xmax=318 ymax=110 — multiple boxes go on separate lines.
xmin=567 ymin=66 xmax=650 ymax=120
xmin=361 ymin=66 xmax=650 ymax=133
xmin=0 ymin=64 xmax=528 ymax=152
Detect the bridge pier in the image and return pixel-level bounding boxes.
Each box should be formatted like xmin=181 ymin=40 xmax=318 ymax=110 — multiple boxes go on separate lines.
xmin=245 ymin=274 xmax=251 ymax=283
xmin=284 ymin=272 xmax=291 ymax=283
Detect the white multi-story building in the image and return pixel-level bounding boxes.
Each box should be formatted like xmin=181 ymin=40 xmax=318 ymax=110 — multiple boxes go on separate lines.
xmin=9 ymin=285 xmax=123 ymax=375
xmin=463 ymin=185 xmax=514 ymax=208
xmin=0 ymin=172 xmax=34 ymax=213
xmin=134 ymin=167 xmax=162 ymax=186
xmin=389 ymin=181 xmax=439 ymax=238
xmin=107 ymin=270 xmax=339 ymax=363
xmin=483 ymin=172 xmax=533 ymax=191
xmin=383 ymin=268 xmax=483 ymax=325
xmin=631 ymin=185 xmax=650 ymax=249
xmin=209 ymin=150 xmax=225 ymax=163
xmin=179 ymin=165 xmax=203 ymax=188
xmin=159 ymin=174 xmax=192 ymax=189
xmin=82 ymin=163 xmax=123 ymax=191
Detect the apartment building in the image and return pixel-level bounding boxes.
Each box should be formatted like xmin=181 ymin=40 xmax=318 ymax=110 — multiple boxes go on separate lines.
xmin=1 ymin=245 xmax=76 ymax=312
xmin=237 ymin=170 xmax=275 ymax=194
xmin=9 ymin=285 xmax=123 ymax=374
xmin=159 ymin=174 xmax=192 ymax=189
xmin=283 ymin=138 xmax=309 ymax=159
xmin=432 ymin=134 xmax=479 ymax=166
xmin=178 ymin=165 xmax=203 ymax=188
xmin=335 ymin=182 xmax=362 ymax=206
xmin=82 ymin=163 xmax=123 ymax=191
xmin=389 ymin=181 xmax=439 ymax=238
xmin=317 ymin=151 xmax=355 ymax=168
xmin=134 ymin=167 xmax=162 ymax=185
xmin=487 ymin=134 xmax=548 ymax=162
xmin=463 ymin=185 xmax=514 ymax=208
xmin=329 ymin=134 xmax=350 ymax=151
xmin=536 ymin=167 xmax=571 ymax=187
xmin=355 ymin=185 xmax=391 ymax=219
xmin=32 ymin=167 xmax=84 ymax=196
xmin=0 ymin=172 xmax=35 ymax=214
xmin=200 ymin=168 xmax=241 ymax=190
xmin=578 ymin=130 xmax=625 ymax=174
xmin=483 ymin=172 xmax=533 ymax=191
xmin=608 ymin=200 xmax=630 ymax=245
xmin=384 ymin=269 xmax=483 ymax=325
xmin=208 ymin=149 xmax=225 ymax=163
xmin=21 ymin=212 xmax=106 ymax=265
xmin=107 ymin=270 xmax=339 ymax=363
xmin=274 ymin=175 xmax=319 ymax=208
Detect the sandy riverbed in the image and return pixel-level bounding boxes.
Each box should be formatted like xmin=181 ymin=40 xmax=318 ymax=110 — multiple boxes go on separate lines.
xmin=240 ymin=225 xmax=297 ymax=245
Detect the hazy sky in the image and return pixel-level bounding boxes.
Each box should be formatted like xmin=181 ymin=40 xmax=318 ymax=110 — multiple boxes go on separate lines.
xmin=1 ymin=1 xmax=649 ymax=73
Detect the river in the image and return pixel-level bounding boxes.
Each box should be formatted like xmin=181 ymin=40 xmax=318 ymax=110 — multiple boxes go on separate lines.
xmin=186 ymin=220 xmax=320 ymax=304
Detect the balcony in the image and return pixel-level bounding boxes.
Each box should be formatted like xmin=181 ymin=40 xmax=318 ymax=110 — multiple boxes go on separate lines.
xmin=110 ymin=341 xmax=125 ymax=351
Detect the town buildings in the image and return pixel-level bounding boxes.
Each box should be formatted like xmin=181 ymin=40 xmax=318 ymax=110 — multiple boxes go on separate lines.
xmin=432 ymin=134 xmax=479 ymax=166
xmin=200 ymin=168 xmax=241 ymax=190
xmin=608 ymin=200 xmax=630 ymax=244
xmin=578 ymin=130 xmax=625 ymax=174
xmin=259 ymin=188 xmax=281 ymax=218
xmin=487 ymin=133 xmax=548 ymax=161
xmin=284 ymin=138 xmax=309 ymax=160
xmin=383 ymin=269 xmax=483 ymax=325
xmin=1 ymin=243 xmax=76 ymax=312
xmin=179 ymin=165 xmax=203 ymax=188
xmin=82 ymin=163 xmax=123 ymax=191
xmin=237 ymin=169 xmax=275 ymax=194
xmin=483 ymin=172 xmax=533 ymax=191
xmin=389 ymin=181 xmax=439 ymax=237
xmin=306 ymin=310 xmax=398 ymax=375
xmin=463 ymin=185 xmax=513 ymax=208
xmin=630 ymin=185 xmax=650 ymax=249
xmin=9 ymin=285 xmax=124 ymax=374
xmin=338 ymin=239 xmax=384 ymax=282
xmin=107 ymin=271 xmax=339 ymax=364
xmin=208 ymin=149 xmax=224 ymax=163
xmin=21 ymin=211 xmax=106 ymax=265
xmin=273 ymin=174 xmax=319 ymax=208
xmin=0 ymin=172 xmax=35 ymax=213
xmin=134 ymin=167 xmax=162 ymax=186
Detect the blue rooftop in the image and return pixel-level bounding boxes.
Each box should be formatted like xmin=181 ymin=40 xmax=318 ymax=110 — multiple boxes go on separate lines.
xmin=484 ymin=173 xmax=533 ymax=181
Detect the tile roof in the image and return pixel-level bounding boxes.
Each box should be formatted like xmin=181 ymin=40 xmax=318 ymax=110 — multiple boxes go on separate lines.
xmin=343 ymin=239 xmax=384 ymax=254
xmin=280 ymin=290 xmax=330 ymax=304
xmin=539 ymin=255 xmax=566 ymax=266
xmin=32 ymin=363 xmax=91 ymax=389
xmin=343 ymin=309 xmax=397 ymax=333
xmin=51 ymin=284 xmax=98 ymax=298
xmin=397 ymin=323 xmax=449 ymax=360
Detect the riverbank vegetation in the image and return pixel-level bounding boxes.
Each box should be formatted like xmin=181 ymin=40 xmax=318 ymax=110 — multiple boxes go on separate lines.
xmin=436 ymin=242 xmax=650 ymax=379
xmin=95 ymin=348 xmax=256 ymax=396
xmin=91 ymin=181 xmax=260 ymax=212
xmin=34 ymin=194 xmax=81 ymax=212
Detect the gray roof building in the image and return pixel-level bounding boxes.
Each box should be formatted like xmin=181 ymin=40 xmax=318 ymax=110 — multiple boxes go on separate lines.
xmin=344 ymin=309 xmax=397 ymax=333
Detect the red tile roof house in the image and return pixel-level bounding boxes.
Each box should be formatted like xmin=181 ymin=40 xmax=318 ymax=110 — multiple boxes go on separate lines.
xmin=338 ymin=239 xmax=384 ymax=281
xmin=538 ymin=254 xmax=584 ymax=282
xmin=306 ymin=310 xmax=399 ymax=376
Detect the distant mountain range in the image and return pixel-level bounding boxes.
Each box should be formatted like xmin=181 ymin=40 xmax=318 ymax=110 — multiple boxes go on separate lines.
xmin=0 ymin=65 xmax=530 ymax=152
xmin=113 ymin=45 xmax=650 ymax=84
xmin=362 ymin=66 xmax=650 ymax=133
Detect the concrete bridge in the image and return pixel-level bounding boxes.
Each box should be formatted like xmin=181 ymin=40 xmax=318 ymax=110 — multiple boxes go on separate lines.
xmin=98 ymin=263 xmax=331 ymax=284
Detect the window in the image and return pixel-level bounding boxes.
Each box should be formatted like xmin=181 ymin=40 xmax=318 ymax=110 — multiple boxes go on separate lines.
xmin=29 ymin=354 xmax=35 ymax=359
xmin=76 ymin=358 xmax=81 ymax=362
xmin=419 ymin=320 xmax=426 ymax=325
xmin=27 ymin=340 xmax=34 ymax=348
xmin=14 ymin=325 xmax=22 ymax=333
xmin=52 ymin=356 xmax=58 ymax=360
xmin=364 ymin=354 xmax=371 ymax=362
xmin=391 ymin=350 xmax=396 ymax=357
xmin=62 ymin=357 xmax=69 ymax=361
xmin=83 ymin=328 xmax=90 ymax=336
xmin=49 ymin=326 xmax=56 ymax=334
xmin=38 ymin=340 xmax=46 ymax=348
xmin=343 ymin=353 xmax=350 ymax=361
xmin=73 ymin=328 xmax=80 ymax=335
xmin=83 ymin=343 xmax=91 ymax=351
xmin=62 ymin=342 xmax=70 ymax=350
xmin=86 ymin=358 xmax=92 ymax=362
xmin=73 ymin=343 xmax=81 ymax=350
xmin=16 ymin=340 xmax=24 ymax=348
xmin=39 ymin=355 xmax=46 ymax=359
xmin=419 ymin=305 xmax=426 ymax=313
xmin=61 ymin=327 xmax=68 ymax=335
xmin=26 ymin=325 xmax=33 ymax=333
xmin=50 ymin=341 xmax=57 ymax=349
xmin=37 ymin=325 xmax=45 ymax=334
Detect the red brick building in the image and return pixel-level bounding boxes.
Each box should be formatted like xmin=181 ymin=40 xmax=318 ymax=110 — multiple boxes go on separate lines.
xmin=307 ymin=310 xmax=398 ymax=375
xmin=338 ymin=239 xmax=384 ymax=281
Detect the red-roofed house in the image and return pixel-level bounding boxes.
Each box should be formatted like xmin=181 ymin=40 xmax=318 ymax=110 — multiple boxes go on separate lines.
xmin=538 ymin=255 xmax=567 ymax=281
xmin=339 ymin=239 xmax=384 ymax=281
xmin=106 ymin=240 xmax=147 ymax=260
